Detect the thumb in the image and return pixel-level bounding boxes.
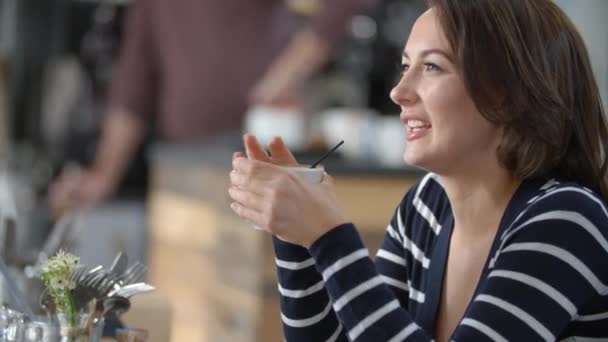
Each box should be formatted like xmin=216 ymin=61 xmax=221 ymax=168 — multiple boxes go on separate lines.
xmin=233 ymin=151 xmax=245 ymax=161
xmin=320 ymin=172 xmax=335 ymax=187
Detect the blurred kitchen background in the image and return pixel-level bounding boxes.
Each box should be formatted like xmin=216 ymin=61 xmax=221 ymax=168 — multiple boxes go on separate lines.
xmin=0 ymin=0 xmax=605 ymax=341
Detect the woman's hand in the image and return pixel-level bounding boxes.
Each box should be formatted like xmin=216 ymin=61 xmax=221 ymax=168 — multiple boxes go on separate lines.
xmin=229 ymin=135 xmax=348 ymax=247
xmin=240 ymin=133 xmax=299 ymax=166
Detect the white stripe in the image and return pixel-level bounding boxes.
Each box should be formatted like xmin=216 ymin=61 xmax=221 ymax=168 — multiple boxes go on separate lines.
xmin=550 ymin=188 xmax=607 ymax=218
xmin=415 ymin=173 xmax=436 ymax=197
xmin=576 ymin=311 xmax=608 ymax=321
xmin=325 ymin=324 xmax=343 ymax=342
xmin=488 ymin=270 xmax=577 ymax=316
xmin=501 ymin=210 xmax=608 ymax=255
xmin=322 ymin=249 xmax=369 ymax=281
xmin=376 ymin=249 xmax=407 ymax=267
xmin=559 ymin=338 xmax=608 ymax=342
xmin=397 ymin=216 xmax=431 ymax=268
xmin=412 ymin=173 xmax=442 ymax=235
xmin=504 ymin=210 xmax=527 ymax=237
xmin=475 ymin=294 xmax=554 ymax=341
xmin=333 ymin=276 xmax=384 ymax=311
xmin=540 ymin=179 xmax=560 ymax=190
xmin=379 ymin=275 xmax=425 ymax=303
xmin=409 ymin=286 xmax=426 ymax=303
xmin=381 ymin=275 xmax=410 ymax=292
xmin=387 ymin=322 xmax=419 ymax=342
xmin=387 ymin=224 xmax=403 ymax=244
xmin=276 ymin=257 xmax=315 ymax=270
xmin=412 ymin=197 xmax=442 ymax=235
xmin=397 ymin=207 xmax=407 ymax=237
xmin=537 ymin=187 xmax=606 ymax=213
xmin=504 ymin=186 xmax=608 ymax=241
xmin=281 ymin=301 xmax=333 ymax=328
xmin=502 ymin=242 xmax=608 ymax=295
xmin=278 ymin=280 xmax=325 ymax=298
xmin=348 ymin=299 xmax=400 ymax=341
xmin=460 ymin=318 xmax=508 ymax=342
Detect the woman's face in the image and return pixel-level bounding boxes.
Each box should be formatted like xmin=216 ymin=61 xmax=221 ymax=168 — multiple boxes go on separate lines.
xmin=390 ymin=9 xmax=502 ymax=176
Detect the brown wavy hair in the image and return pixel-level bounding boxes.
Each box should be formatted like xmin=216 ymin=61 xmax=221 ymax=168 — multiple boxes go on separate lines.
xmin=428 ymin=0 xmax=608 ymax=200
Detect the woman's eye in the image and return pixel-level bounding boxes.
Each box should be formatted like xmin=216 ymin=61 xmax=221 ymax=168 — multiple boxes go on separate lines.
xmin=424 ymin=63 xmax=441 ymax=72
xmin=399 ymin=63 xmax=409 ymax=76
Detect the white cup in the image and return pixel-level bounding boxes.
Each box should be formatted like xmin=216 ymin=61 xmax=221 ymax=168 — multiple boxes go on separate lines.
xmin=252 ymin=166 xmax=324 ymax=230
xmin=285 ymin=165 xmax=325 ymax=183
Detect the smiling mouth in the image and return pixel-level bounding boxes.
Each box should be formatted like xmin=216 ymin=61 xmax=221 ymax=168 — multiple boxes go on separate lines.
xmin=406 ymin=119 xmax=431 ymax=141
xmin=406 ymin=119 xmax=431 ymax=132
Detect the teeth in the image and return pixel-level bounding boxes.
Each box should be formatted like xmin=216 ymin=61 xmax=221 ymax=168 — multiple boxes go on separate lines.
xmin=407 ymin=120 xmax=430 ymax=129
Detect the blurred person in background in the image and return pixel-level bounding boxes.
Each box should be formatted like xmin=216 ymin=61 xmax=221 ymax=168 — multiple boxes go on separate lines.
xmin=49 ymin=0 xmax=371 ymax=214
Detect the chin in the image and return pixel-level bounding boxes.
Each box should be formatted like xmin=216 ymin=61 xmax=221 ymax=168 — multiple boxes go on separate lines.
xmin=405 ymin=149 xmax=446 ymax=174
xmin=403 ymin=150 xmax=428 ymax=169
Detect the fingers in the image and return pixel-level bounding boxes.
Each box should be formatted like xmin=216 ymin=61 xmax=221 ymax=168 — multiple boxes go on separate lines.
xmin=229 ymin=169 xmax=267 ymax=196
xmin=228 ymin=186 xmax=266 ymax=212
xmin=232 ymin=156 xmax=281 ymax=180
xmin=233 ymin=151 xmax=245 ymax=160
xmin=243 ymin=134 xmax=270 ymax=161
xmin=232 ymin=156 xmax=254 ymax=174
xmin=50 ymin=166 xmax=82 ymax=201
xmin=230 ymin=200 xmax=267 ymax=229
xmin=49 ymin=165 xmax=87 ymax=218
xmin=49 ymin=181 xmax=79 ymax=218
xmin=241 ymin=134 xmax=300 ymax=167
xmin=268 ymin=137 xmax=298 ymax=166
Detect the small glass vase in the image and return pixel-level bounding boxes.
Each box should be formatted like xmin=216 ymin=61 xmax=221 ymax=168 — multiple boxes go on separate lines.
xmin=57 ymin=313 xmax=90 ymax=342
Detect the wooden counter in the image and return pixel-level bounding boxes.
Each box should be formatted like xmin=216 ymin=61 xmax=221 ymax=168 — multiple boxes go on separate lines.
xmin=146 ymin=142 xmax=422 ymax=342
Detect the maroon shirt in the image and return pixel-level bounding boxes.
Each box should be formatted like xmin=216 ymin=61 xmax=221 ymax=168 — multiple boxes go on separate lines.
xmin=109 ymin=0 xmax=368 ymax=142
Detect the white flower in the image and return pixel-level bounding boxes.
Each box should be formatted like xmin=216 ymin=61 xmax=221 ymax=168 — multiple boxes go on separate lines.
xmin=39 ymin=250 xmax=82 ymax=318
xmin=51 ymin=250 xmax=81 ymax=270
xmin=51 ymin=278 xmax=67 ymax=291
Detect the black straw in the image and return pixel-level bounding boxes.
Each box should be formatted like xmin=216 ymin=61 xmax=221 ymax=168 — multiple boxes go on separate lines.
xmin=310 ymin=140 xmax=344 ymax=168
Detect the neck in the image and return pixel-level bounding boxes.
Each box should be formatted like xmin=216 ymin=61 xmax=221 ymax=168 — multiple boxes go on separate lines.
xmin=440 ymin=167 xmax=521 ymax=237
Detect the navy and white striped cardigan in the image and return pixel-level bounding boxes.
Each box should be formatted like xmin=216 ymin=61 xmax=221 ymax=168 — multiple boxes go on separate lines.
xmin=273 ymin=173 xmax=608 ymax=341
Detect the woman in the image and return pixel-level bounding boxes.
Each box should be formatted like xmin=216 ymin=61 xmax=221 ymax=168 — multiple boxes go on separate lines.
xmin=228 ymin=0 xmax=608 ymax=340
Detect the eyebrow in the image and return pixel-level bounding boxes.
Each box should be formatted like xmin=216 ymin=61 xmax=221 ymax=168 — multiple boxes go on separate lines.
xmin=402 ymin=49 xmax=454 ymax=62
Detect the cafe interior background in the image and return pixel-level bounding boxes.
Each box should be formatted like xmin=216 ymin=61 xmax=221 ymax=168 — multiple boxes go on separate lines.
xmin=0 ymin=0 xmax=605 ymax=341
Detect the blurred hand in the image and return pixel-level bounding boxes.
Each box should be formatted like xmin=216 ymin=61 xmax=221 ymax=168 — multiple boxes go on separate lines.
xmin=229 ymin=134 xmax=348 ymax=247
xmin=248 ymin=72 xmax=303 ymax=108
xmin=249 ymin=29 xmax=329 ymax=107
xmin=49 ymin=164 xmax=118 ymax=218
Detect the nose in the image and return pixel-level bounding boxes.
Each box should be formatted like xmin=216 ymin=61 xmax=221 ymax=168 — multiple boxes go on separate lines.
xmin=390 ymin=72 xmax=418 ymax=107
